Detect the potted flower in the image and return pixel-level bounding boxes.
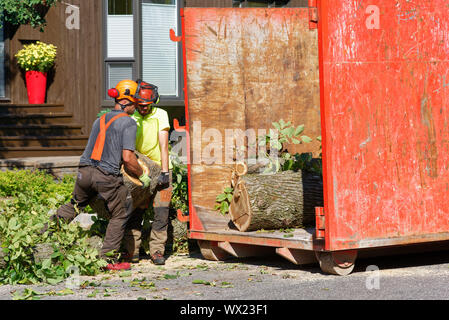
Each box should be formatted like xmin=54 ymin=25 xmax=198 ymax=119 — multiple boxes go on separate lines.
xmin=15 ymin=41 xmax=57 ymax=104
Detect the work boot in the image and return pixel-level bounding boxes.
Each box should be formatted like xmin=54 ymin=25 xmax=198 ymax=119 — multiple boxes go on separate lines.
xmin=123 ymin=253 xmax=140 ymax=264
xmin=150 ymin=251 xmax=166 ymax=265
xmin=105 ymin=262 xmax=131 ymax=271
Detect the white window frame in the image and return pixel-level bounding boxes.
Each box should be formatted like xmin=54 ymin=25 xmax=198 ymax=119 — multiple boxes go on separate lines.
xmin=102 ymin=0 xmax=139 ymax=105
xmin=0 ymin=26 xmax=9 ymax=101
xmin=102 ymin=0 xmax=184 ymax=107
xmin=139 ymin=0 xmax=184 ymax=106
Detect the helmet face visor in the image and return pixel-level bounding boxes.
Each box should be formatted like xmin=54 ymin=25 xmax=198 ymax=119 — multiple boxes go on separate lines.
xmin=135 ymin=82 xmax=159 ymax=105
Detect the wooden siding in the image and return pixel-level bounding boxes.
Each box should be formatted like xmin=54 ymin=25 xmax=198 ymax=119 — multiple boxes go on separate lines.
xmin=4 ymin=0 xmax=103 ymax=135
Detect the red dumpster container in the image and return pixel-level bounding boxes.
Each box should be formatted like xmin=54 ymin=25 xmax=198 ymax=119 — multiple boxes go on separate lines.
xmin=172 ymin=1 xmax=449 ymax=275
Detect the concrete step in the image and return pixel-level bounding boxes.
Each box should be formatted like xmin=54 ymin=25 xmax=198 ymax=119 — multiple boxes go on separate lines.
xmin=0 ymin=135 xmax=89 ymax=148
xmin=0 ymin=146 xmax=85 ymax=158
xmin=0 ymin=104 xmax=65 ymax=114
xmin=0 ymin=124 xmax=83 ymax=136
xmin=0 ymin=155 xmax=81 ymax=177
xmin=0 ymin=112 xmax=75 ymax=125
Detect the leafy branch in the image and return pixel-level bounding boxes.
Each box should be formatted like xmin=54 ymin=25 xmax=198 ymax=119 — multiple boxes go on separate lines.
xmin=214 ymin=187 xmax=233 ymax=215
xmin=0 ymin=0 xmax=60 ymax=31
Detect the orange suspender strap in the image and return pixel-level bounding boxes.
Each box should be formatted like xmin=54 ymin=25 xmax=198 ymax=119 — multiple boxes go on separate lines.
xmin=90 ymin=113 xmax=129 ymax=161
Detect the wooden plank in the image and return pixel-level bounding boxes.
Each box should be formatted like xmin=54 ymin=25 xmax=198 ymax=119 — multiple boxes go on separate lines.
xmin=184 ymin=8 xmax=320 ymax=210
xmin=276 ymin=247 xmax=317 ymax=265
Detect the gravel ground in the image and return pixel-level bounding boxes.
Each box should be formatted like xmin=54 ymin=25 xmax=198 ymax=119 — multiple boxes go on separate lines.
xmin=1 ymin=248 xmax=449 ymax=301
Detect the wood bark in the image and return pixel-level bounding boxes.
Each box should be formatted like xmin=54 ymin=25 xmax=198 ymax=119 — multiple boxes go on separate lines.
xmin=229 ymin=165 xmax=323 ymax=232
xmin=89 ymin=151 xmax=161 ymax=218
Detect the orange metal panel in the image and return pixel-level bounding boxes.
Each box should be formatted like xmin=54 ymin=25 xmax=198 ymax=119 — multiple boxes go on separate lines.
xmin=318 ymin=0 xmax=449 ymax=250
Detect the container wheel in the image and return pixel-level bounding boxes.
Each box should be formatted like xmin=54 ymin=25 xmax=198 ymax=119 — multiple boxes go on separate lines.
xmin=315 ymin=250 xmax=357 ymax=276
xmin=197 ymin=240 xmax=230 ymax=261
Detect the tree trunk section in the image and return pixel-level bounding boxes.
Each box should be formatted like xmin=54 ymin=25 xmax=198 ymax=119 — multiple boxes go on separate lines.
xmin=229 ymin=169 xmax=323 ymax=232
xmin=89 ymin=151 xmax=161 ymax=218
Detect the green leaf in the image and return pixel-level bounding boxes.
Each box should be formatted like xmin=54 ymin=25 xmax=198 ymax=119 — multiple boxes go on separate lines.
xmin=215 ymin=193 xmax=227 ymax=202
xmin=278 ymin=119 xmax=285 ymax=129
xmin=119 ymin=271 xmax=132 ymax=278
xmin=295 ymin=125 xmax=305 ymax=136
xmin=272 ymin=122 xmax=281 ymax=130
xmin=8 ymin=218 xmax=18 ymax=230
xmin=87 ymin=289 xmax=100 ymax=298
xmin=192 ymin=279 xmax=210 ymax=285
xmin=226 ymin=193 xmax=233 ymax=203
xmin=301 ymin=136 xmax=313 ymax=144
xmin=220 ymin=201 xmax=229 ymax=214
xmin=46 ymin=277 xmax=62 ymax=285
xmin=42 ymin=258 xmax=52 ymax=269
xmin=50 ymin=251 xmax=61 ymax=259
xmin=220 ymin=281 xmax=234 ymax=288
xmin=223 ymin=187 xmax=233 ymax=194
xmin=281 ymin=127 xmax=295 ymax=138
xmin=56 ymin=288 xmax=74 ymax=296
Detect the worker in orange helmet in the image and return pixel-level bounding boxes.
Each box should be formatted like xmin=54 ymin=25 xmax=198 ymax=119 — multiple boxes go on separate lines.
xmin=123 ymin=80 xmax=172 ymax=265
xmin=48 ymin=80 xmax=152 ymax=271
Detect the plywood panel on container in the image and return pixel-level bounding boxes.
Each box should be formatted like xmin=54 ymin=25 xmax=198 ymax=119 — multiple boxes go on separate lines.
xmin=318 ymin=0 xmax=449 ymax=250
xmin=184 ymin=8 xmax=320 ymax=210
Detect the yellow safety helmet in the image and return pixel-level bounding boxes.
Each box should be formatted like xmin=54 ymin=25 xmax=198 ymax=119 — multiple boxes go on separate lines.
xmin=108 ymin=80 xmax=138 ymax=102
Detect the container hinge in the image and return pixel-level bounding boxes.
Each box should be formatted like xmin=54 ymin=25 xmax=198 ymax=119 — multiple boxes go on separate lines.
xmin=315 ymin=207 xmax=325 ymax=238
xmin=308 ymin=0 xmax=318 ymax=30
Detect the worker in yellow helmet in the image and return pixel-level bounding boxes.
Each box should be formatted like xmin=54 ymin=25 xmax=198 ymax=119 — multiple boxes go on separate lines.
xmin=123 ymin=80 xmax=173 ymax=265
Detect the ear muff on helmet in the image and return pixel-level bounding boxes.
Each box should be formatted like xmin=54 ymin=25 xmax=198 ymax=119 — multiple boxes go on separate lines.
xmin=134 ymin=79 xmax=160 ymax=105
xmin=108 ymin=88 xmax=119 ymax=99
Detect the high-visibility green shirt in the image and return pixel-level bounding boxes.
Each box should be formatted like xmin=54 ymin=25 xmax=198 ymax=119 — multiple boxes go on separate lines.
xmin=131 ymin=107 xmax=172 ymax=169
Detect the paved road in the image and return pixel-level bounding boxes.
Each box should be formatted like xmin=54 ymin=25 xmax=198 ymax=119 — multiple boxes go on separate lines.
xmin=1 ymin=247 xmax=449 ymax=301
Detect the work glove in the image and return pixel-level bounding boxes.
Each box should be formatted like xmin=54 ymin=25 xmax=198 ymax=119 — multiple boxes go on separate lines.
xmin=157 ymin=172 xmax=170 ymax=190
xmin=139 ymin=173 xmax=151 ymax=189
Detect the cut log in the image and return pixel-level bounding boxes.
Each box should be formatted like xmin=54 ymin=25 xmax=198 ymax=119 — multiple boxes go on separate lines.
xmin=229 ymin=167 xmax=323 ymax=232
xmin=89 ymin=151 xmax=161 ymax=219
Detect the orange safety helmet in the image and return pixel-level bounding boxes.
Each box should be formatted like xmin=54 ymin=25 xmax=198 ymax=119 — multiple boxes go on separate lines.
xmin=134 ymin=79 xmax=160 ymax=105
xmin=107 ymin=80 xmax=138 ymax=102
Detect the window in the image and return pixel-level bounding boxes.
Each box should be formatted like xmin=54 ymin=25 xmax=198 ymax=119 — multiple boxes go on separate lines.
xmin=104 ymin=0 xmax=136 ymax=101
xmin=141 ymin=0 xmax=180 ymax=98
xmin=0 ymin=27 xmax=5 ymax=98
xmin=103 ymin=0 xmax=183 ymax=105
xmin=232 ymin=0 xmax=291 ymax=7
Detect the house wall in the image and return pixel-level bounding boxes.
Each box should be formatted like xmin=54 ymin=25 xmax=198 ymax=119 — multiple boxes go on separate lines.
xmin=3 ymin=0 xmax=103 ymax=136
xmin=0 ymin=0 xmax=312 ymax=158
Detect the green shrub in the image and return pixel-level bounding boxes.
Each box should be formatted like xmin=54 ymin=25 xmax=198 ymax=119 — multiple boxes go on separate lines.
xmin=170 ymin=155 xmax=188 ymax=213
xmin=0 ymin=170 xmax=107 ymax=285
xmin=0 ymin=0 xmax=60 ymax=30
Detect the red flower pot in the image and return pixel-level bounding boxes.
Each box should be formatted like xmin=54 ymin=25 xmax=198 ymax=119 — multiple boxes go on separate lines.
xmin=25 ymin=71 xmax=47 ymax=104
